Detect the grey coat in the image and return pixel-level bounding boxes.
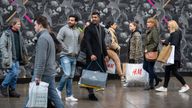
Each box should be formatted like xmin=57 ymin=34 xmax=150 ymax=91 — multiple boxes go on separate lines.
xmin=0 ymin=29 xmax=27 ymax=68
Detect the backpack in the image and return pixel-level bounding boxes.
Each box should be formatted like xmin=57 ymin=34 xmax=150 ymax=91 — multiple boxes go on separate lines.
xmin=49 ymin=32 xmax=62 ymax=54
xmin=104 ymin=28 xmax=112 ymax=47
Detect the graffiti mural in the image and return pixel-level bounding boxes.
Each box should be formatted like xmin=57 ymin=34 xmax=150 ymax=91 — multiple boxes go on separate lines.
xmin=0 ymin=0 xmax=192 ymax=78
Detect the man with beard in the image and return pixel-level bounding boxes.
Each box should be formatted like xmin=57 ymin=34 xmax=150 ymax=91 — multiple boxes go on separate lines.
xmin=56 ymin=15 xmax=80 ymax=102
xmin=83 ymin=11 xmax=109 ymax=101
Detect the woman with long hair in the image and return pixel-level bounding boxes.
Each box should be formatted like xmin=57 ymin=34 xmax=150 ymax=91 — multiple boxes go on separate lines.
xmin=155 ymin=20 xmax=190 ymax=92
xmin=143 ymin=18 xmax=162 ymax=90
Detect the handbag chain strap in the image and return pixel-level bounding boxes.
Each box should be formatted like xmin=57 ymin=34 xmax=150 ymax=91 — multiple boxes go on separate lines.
xmin=86 ymin=61 xmax=105 ymax=72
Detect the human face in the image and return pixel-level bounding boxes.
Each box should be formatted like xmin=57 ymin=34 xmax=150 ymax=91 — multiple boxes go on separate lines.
xmin=129 ymin=23 xmax=136 ymax=32
xmin=12 ymin=21 xmax=21 ymax=31
xmin=34 ymin=21 xmax=41 ymax=32
xmin=146 ymin=22 xmax=154 ymax=28
xmin=91 ymin=14 xmax=100 ymax=24
xmin=111 ymin=23 xmax=117 ymax=30
xmin=67 ymin=17 xmax=77 ymax=28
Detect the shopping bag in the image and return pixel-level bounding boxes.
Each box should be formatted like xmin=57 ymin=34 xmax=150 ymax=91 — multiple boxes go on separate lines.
xmin=145 ymin=51 xmax=158 ymax=61
xmin=125 ymin=63 xmax=149 ymax=86
xmin=157 ymin=44 xmax=172 ymax=63
xmin=77 ymin=51 xmax=86 ymax=64
xmin=79 ymin=61 xmax=108 ymax=88
xmin=26 ymin=81 xmax=49 ymax=108
xmin=106 ymin=59 xmax=116 ymax=74
xmin=166 ymin=45 xmax=175 ymax=65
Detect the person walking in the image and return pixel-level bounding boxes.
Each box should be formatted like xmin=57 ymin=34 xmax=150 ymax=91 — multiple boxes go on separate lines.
xmin=155 ymin=20 xmax=190 ymax=93
xmin=83 ymin=11 xmax=109 ymax=101
xmin=0 ymin=18 xmax=28 ymax=98
xmin=56 ymin=15 xmax=80 ymax=102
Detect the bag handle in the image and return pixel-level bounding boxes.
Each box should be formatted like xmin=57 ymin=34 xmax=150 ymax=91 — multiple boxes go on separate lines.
xmin=86 ymin=61 xmax=105 ymax=72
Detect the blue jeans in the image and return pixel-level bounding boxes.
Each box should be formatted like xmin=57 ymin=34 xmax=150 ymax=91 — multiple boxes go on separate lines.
xmin=57 ymin=56 xmax=76 ymax=97
xmin=24 ymin=76 xmax=64 ymax=108
xmin=143 ymin=59 xmax=156 ymax=87
xmin=1 ymin=61 xmax=20 ymax=90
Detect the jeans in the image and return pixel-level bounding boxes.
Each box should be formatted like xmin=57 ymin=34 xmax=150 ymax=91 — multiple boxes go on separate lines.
xmin=57 ymin=56 xmax=76 ymax=97
xmin=1 ymin=61 xmax=20 ymax=90
xmin=143 ymin=59 xmax=157 ymax=87
xmin=24 ymin=76 xmax=64 ymax=108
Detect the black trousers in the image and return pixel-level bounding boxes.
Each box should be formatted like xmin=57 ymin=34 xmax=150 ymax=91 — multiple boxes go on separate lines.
xmin=163 ymin=61 xmax=186 ymax=88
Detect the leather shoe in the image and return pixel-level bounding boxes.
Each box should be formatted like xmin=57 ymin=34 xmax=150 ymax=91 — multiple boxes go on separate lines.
xmin=88 ymin=94 xmax=98 ymax=101
xmin=144 ymin=86 xmax=154 ymax=90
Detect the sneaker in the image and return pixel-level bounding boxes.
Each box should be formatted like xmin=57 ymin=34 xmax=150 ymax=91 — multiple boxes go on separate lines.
xmin=65 ymin=96 xmax=78 ymax=102
xmin=179 ymin=85 xmax=190 ymax=93
xmin=56 ymin=88 xmax=62 ymax=99
xmin=155 ymin=86 xmax=167 ymax=92
xmin=121 ymin=76 xmax=126 ymax=82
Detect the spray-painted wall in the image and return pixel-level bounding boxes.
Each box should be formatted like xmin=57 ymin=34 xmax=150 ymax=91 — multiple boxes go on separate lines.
xmin=0 ymin=0 xmax=192 ymax=78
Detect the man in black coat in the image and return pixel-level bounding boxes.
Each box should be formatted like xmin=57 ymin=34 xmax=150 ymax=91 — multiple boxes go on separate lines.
xmin=83 ymin=11 xmax=109 ymax=101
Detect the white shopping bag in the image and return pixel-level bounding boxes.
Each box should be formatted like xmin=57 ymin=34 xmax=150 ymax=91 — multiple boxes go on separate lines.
xmin=125 ymin=63 xmax=149 ymax=86
xmin=106 ymin=59 xmax=116 ymax=74
xmin=166 ymin=45 xmax=175 ymax=65
xmin=26 ymin=81 xmax=49 ymax=108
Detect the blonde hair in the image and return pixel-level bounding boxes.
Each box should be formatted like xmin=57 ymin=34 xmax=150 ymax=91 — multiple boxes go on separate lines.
xmin=147 ymin=17 xmax=158 ymax=27
xmin=168 ymin=20 xmax=179 ymax=31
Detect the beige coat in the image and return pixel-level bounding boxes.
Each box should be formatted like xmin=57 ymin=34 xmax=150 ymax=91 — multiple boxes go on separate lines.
xmin=108 ymin=28 xmax=120 ymax=51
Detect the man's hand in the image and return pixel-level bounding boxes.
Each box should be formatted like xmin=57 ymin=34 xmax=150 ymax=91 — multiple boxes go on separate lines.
xmin=91 ymin=55 xmax=97 ymax=61
xmin=35 ymin=77 xmax=41 ymax=85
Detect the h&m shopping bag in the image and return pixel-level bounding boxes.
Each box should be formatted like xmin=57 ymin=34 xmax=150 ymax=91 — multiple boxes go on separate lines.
xmin=26 ymin=81 xmax=49 ymax=108
xmin=125 ymin=63 xmax=149 ymax=86
xmin=79 ymin=61 xmax=108 ymax=88
xmin=106 ymin=59 xmax=116 ymax=74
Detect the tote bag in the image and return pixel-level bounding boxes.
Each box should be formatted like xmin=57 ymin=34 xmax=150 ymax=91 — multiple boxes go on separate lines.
xmin=125 ymin=63 xmax=149 ymax=86
xmin=26 ymin=81 xmax=49 ymax=108
xmin=157 ymin=44 xmax=172 ymax=63
xmin=79 ymin=61 xmax=108 ymax=88
xmin=106 ymin=59 xmax=116 ymax=74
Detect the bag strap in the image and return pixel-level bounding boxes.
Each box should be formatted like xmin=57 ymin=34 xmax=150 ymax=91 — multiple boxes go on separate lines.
xmin=86 ymin=61 xmax=105 ymax=72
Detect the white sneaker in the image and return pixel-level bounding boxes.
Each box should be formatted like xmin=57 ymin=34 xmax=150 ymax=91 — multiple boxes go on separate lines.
xmin=155 ymin=86 xmax=168 ymax=92
xmin=65 ymin=96 xmax=78 ymax=102
xmin=179 ymin=85 xmax=190 ymax=93
xmin=56 ymin=88 xmax=62 ymax=99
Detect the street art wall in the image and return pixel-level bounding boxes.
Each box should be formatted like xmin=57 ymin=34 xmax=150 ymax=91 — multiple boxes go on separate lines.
xmin=0 ymin=0 xmax=192 ymax=78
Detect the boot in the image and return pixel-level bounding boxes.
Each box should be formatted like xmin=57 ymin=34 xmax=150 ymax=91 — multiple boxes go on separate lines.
xmin=0 ymin=85 xmax=8 ymax=97
xmin=88 ymin=94 xmax=98 ymax=101
xmin=9 ymin=88 xmax=20 ymax=98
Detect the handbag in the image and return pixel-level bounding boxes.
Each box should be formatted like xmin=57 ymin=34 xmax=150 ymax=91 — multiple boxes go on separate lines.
xmin=125 ymin=63 xmax=149 ymax=86
xmin=26 ymin=81 xmax=49 ymax=108
xmin=77 ymin=51 xmax=86 ymax=64
xmin=145 ymin=51 xmax=158 ymax=61
xmin=157 ymin=44 xmax=172 ymax=63
xmin=79 ymin=61 xmax=108 ymax=88
xmin=166 ymin=45 xmax=175 ymax=65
